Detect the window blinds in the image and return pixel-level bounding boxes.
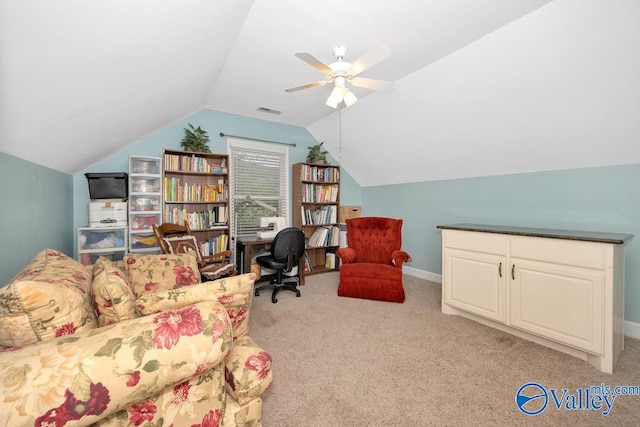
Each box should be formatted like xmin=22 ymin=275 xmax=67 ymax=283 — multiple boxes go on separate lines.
xmin=228 ymin=139 xmax=289 ymax=239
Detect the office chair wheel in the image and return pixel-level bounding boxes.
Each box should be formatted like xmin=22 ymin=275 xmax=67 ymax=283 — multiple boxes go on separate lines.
xmin=272 ymin=294 xmax=278 ymax=303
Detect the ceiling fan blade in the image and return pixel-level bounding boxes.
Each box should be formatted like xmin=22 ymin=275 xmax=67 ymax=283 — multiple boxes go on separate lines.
xmin=285 ymin=80 xmax=331 ymax=92
xmin=295 ymin=52 xmax=333 ymax=74
xmin=348 ymin=45 xmax=392 ymax=77
xmin=350 ymin=77 xmax=394 ymax=92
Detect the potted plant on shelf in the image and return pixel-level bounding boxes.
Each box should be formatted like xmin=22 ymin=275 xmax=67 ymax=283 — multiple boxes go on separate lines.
xmin=306 ymin=142 xmax=328 ymax=164
xmin=180 ymin=123 xmax=211 ymax=153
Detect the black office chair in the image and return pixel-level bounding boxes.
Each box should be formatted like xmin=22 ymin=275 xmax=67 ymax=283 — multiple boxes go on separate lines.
xmin=254 ymin=227 xmax=305 ymax=303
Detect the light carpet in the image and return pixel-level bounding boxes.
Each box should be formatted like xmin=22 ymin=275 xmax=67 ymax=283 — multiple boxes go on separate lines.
xmin=249 ymin=272 xmax=640 ymax=426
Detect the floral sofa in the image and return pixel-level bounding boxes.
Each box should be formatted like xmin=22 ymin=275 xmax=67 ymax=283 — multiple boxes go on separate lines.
xmin=0 ymin=249 xmax=272 ymax=426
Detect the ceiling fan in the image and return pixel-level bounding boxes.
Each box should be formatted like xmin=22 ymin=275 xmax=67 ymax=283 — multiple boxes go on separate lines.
xmin=285 ymin=45 xmax=394 ymax=109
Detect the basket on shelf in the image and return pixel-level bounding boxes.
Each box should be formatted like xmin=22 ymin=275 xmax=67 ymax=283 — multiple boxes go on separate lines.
xmin=339 ymin=206 xmax=361 ymax=223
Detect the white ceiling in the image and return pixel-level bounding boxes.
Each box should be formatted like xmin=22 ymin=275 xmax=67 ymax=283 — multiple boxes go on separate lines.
xmin=2 ymin=0 xmax=639 ymax=187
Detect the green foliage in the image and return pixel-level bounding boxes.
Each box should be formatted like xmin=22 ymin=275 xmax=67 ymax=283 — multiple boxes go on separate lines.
xmin=306 ymin=142 xmax=328 ymax=163
xmin=181 ymin=123 xmax=211 ymax=153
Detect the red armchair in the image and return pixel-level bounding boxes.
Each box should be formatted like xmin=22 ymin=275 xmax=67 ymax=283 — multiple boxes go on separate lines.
xmin=336 ymin=217 xmax=412 ymax=303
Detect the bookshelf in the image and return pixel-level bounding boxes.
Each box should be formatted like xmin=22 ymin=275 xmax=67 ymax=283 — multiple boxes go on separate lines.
xmin=162 ymin=149 xmax=231 ymax=256
xmin=292 ymin=162 xmax=341 ymax=277
xmin=128 ymin=156 xmax=163 ymax=253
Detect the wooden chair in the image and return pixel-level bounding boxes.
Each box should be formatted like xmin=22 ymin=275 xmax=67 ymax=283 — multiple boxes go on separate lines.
xmin=152 ymin=222 xmax=236 ymax=281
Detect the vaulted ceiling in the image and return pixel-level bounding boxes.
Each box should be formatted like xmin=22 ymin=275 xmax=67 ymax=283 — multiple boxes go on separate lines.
xmin=2 ymin=1 xmax=639 ymax=186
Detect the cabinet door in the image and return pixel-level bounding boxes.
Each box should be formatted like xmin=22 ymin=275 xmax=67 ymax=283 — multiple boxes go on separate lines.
xmin=509 ymin=260 xmax=604 ymax=355
xmin=443 ymin=249 xmax=506 ymax=323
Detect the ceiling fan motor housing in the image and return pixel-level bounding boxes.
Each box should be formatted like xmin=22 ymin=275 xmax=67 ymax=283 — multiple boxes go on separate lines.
xmin=333 ymin=45 xmax=348 ymax=60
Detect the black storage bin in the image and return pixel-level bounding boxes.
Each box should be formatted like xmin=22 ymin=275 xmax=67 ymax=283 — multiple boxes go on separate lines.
xmin=85 ymin=172 xmax=128 ymax=200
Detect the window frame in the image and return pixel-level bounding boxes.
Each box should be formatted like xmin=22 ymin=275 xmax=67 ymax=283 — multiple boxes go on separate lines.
xmin=227 ymin=138 xmax=290 ymax=254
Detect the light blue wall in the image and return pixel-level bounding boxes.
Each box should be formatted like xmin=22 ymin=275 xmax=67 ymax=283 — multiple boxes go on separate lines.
xmin=363 ymin=164 xmax=640 ymax=323
xmin=0 ymin=152 xmax=73 ymax=285
xmin=73 ymin=109 xmax=361 ymax=253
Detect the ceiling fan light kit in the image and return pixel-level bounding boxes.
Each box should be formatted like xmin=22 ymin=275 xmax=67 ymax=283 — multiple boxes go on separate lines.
xmin=286 ymin=45 xmax=393 ymax=109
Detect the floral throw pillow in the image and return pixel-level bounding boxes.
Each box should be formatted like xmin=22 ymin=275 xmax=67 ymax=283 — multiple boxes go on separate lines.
xmin=91 ymin=257 xmax=138 ymax=326
xmin=123 ymin=252 xmax=201 ymax=298
xmin=0 ymin=249 xmax=97 ymax=348
xmin=135 ymin=273 xmax=256 ymax=338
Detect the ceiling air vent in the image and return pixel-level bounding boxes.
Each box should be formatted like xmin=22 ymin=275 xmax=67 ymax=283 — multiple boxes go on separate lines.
xmin=257 ymin=107 xmax=282 ymax=115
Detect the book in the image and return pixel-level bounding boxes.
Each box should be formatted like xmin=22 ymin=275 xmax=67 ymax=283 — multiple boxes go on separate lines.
xmin=325 ymin=253 xmax=336 ymax=269
xmin=304 ymin=252 xmax=312 ymax=272
xmin=308 ymin=227 xmax=328 ymax=247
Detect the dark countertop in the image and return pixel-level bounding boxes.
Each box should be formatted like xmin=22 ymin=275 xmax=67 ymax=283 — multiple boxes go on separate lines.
xmin=437 ymin=223 xmax=633 ymax=245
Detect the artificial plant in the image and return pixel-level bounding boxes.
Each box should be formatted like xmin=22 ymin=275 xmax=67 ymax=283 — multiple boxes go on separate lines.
xmin=180 ymin=123 xmax=211 ymax=153
xmin=306 ymin=142 xmax=328 ymax=164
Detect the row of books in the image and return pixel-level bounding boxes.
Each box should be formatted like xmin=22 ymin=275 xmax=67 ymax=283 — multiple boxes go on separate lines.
xmin=163 ymin=207 xmax=228 ymax=229
xmin=307 ymin=226 xmax=340 ymax=247
xmin=199 ymin=234 xmax=229 ymax=256
xmin=164 ymin=153 xmax=227 ymax=174
xmin=164 ymin=177 xmax=227 ymax=202
xmin=302 ymin=252 xmax=338 ymax=272
xmin=303 ymin=252 xmax=313 ymax=272
xmin=301 ymin=183 xmax=339 ymax=203
xmin=301 ymin=205 xmax=338 ymax=225
xmin=300 ymin=164 xmax=340 ymax=182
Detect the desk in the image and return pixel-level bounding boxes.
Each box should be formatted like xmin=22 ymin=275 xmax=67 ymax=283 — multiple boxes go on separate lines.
xmin=236 ymin=236 xmax=273 ymax=274
xmin=236 ymin=236 xmax=305 ymax=286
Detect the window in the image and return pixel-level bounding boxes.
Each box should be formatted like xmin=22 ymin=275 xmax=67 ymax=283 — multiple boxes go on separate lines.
xmin=228 ymin=138 xmax=289 ymax=243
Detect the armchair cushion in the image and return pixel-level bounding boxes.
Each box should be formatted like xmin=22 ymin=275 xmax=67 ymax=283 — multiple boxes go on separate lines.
xmin=338 ymin=263 xmax=405 ymax=302
xmin=162 ymin=235 xmax=202 ymax=263
xmin=123 ymin=252 xmax=201 ymax=297
xmin=91 ymin=257 xmax=138 ymax=326
xmin=0 ymin=249 xmax=97 ymax=348
xmin=200 ymin=261 xmax=238 ymax=281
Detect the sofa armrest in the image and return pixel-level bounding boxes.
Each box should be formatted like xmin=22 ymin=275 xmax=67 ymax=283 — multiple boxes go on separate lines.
xmin=224 ymin=335 xmax=273 ymax=405
xmin=336 ymin=247 xmax=356 ymax=263
xmin=391 ymin=250 xmax=412 ymax=268
xmin=0 ymin=300 xmax=232 ymax=426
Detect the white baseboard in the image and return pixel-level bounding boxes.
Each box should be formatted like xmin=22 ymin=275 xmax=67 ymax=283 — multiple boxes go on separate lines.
xmin=404 ymin=267 xmax=640 ymax=340
xmin=403 ymin=266 xmax=441 ymax=284
xmin=625 ymin=320 xmax=640 ymax=340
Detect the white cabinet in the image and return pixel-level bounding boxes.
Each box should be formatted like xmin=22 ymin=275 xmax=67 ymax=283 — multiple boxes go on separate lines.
xmin=78 ymin=226 xmax=127 ymax=266
xmin=439 ymin=224 xmax=631 ymax=374
xmin=509 ymin=259 xmax=605 ymax=354
xmin=128 ymin=156 xmax=162 ymax=253
xmin=444 ymin=249 xmax=506 ymax=323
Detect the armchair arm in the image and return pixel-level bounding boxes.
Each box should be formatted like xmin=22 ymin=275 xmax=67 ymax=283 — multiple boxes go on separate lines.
xmin=391 ymin=250 xmax=412 ymax=268
xmin=0 ymin=300 xmax=233 ymax=426
xmin=336 ymin=247 xmax=357 ymax=263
